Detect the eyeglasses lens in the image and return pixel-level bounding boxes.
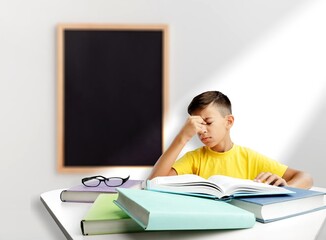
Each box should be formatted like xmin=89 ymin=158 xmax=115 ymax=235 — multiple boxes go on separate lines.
xmin=84 ymin=178 xmax=101 ymax=187
xmin=106 ymin=177 xmax=124 ymax=186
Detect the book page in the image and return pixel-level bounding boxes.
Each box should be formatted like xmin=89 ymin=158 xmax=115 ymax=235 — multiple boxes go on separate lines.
xmin=150 ymin=174 xmax=208 ymax=185
xmin=148 ymin=174 xmax=224 ymax=198
xmin=208 ymin=175 xmax=291 ymax=196
xmin=148 ymin=174 xmax=293 ymax=198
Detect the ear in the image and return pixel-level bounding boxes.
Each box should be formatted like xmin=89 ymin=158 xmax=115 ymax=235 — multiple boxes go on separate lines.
xmin=225 ymin=115 xmax=234 ymax=129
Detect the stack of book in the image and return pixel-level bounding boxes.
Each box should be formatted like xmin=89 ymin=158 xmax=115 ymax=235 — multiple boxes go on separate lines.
xmin=144 ymin=174 xmax=326 ymax=223
xmin=61 ymin=175 xmax=326 ymax=235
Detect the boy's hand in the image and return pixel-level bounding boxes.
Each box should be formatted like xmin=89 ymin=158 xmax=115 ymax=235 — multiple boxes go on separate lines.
xmin=179 ymin=116 xmax=207 ymax=142
xmin=254 ymin=172 xmax=288 ymax=186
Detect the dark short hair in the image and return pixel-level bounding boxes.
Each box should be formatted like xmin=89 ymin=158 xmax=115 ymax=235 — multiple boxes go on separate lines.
xmin=187 ymin=91 xmax=232 ymax=116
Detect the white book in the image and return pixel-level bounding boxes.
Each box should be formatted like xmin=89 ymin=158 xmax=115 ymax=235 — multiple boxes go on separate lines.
xmin=146 ymin=174 xmax=294 ymax=199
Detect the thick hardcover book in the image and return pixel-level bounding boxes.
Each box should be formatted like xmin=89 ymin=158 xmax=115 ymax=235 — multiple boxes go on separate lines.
xmin=81 ymin=194 xmax=143 ymax=235
xmin=146 ymin=174 xmax=294 ymax=199
xmin=230 ymin=187 xmax=326 ymax=223
xmin=114 ymin=188 xmax=256 ymax=231
xmin=60 ymin=179 xmax=142 ymax=203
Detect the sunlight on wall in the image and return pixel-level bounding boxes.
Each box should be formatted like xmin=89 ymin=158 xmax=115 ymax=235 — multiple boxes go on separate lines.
xmin=165 ymin=0 xmax=326 ymax=168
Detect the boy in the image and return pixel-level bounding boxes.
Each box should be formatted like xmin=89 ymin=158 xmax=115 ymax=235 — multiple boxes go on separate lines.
xmin=149 ymin=91 xmax=313 ymax=189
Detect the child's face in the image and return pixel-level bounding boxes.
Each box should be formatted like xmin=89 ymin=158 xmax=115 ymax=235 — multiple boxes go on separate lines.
xmin=192 ymin=103 xmax=233 ymax=149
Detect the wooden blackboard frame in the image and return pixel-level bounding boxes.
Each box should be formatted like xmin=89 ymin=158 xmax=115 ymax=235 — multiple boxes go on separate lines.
xmin=57 ymin=24 xmax=168 ymax=173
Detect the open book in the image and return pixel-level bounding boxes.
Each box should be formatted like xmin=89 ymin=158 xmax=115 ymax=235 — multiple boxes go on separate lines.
xmin=146 ymin=174 xmax=294 ymax=199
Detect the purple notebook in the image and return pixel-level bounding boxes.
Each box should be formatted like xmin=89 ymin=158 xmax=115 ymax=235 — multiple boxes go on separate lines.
xmin=60 ymin=179 xmax=143 ymax=203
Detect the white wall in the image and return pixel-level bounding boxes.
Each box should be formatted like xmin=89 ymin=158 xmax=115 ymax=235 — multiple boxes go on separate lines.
xmin=1 ymin=0 xmax=326 ymax=239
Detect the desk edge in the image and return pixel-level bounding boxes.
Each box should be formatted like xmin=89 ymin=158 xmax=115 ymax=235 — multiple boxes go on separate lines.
xmin=40 ymin=194 xmax=73 ymax=240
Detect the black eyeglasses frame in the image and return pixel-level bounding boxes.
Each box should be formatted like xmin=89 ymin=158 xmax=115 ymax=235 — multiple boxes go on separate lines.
xmin=81 ymin=175 xmax=130 ymax=187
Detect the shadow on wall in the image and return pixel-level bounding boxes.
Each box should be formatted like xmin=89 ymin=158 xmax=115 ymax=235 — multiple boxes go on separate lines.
xmin=285 ymin=94 xmax=326 ymax=187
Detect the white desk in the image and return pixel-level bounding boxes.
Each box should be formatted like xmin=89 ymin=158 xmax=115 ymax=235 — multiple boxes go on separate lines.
xmin=41 ymin=188 xmax=326 ymax=240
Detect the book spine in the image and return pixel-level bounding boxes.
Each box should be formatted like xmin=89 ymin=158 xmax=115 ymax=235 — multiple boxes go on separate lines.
xmin=59 ymin=190 xmax=67 ymax=202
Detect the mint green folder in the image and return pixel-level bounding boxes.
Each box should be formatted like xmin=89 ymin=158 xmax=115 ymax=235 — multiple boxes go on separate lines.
xmin=114 ymin=188 xmax=255 ymax=231
xmin=81 ymin=194 xmax=143 ymax=235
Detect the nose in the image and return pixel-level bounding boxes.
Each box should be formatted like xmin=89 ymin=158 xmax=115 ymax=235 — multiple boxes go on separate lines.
xmin=200 ymin=127 xmax=207 ymax=136
xmin=202 ymin=125 xmax=207 ymax=133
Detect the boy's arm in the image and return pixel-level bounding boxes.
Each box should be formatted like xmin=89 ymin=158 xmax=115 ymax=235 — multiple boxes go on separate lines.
xmin=148 ymin=116 xmax=207 ymax=180
xmin=254 ymin=168 xmax=313 ymax=189
xmin=147 ymin=134 xmax=186 ymax=179
xmin=282 ymin=167 xmax=313 ymax=189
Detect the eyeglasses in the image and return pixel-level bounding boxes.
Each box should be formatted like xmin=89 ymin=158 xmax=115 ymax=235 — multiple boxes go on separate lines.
xmin=82 ymin=175 xmax=130 ymax=187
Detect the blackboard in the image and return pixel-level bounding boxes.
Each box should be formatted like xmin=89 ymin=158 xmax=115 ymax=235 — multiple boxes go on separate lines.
xmin=57 ymin=24 xmax=168 ymax=172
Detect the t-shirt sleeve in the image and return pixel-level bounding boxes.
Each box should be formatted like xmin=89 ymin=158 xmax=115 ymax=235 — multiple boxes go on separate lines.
xmin=250 ymin=150 xmax=288 ymax=179
xmin=172 ymin=152 xmax=196 ymax=175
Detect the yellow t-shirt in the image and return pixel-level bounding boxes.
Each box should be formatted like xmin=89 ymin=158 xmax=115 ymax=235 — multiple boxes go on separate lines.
xmin=172 ymin=144 xmax=288 ymax=180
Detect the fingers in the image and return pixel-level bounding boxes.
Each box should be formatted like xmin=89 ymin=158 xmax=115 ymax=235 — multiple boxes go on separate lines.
xmin=274 ymin=178 xmax=288 ymax=186
xmin=188 ymin=116 xmax=207 ymax=134
xmin=179 ymin=116 xmax=207 ymax=140
xmin=197 ymin=119 xmax=208 ymax=134
xmin=254 ymin=172 xmax=287 ymax=186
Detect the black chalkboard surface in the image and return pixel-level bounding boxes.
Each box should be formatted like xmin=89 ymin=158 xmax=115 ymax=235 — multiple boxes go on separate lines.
xmin=57 ymin=24 xmax=168 ymax=172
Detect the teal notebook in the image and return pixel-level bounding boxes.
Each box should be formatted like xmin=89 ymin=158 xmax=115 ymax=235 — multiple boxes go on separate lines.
xmin=114 ymin=188 xmax=255 ymax=231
